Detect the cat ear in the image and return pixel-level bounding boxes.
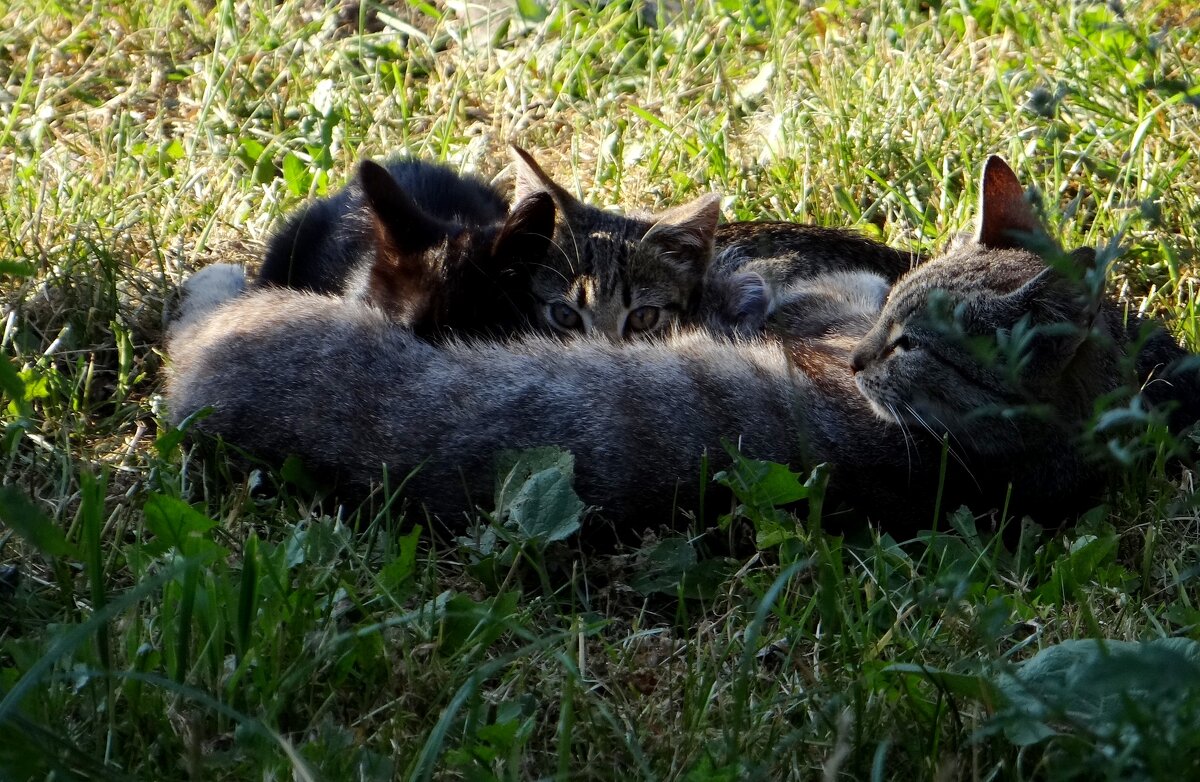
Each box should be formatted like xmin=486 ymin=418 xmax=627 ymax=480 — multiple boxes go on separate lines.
xmin=643 ymin=193 xmax=722 ymax=268
xmin=975 ymin=156 xmax=1049 ymax=251
xmin=357 ymin=159 xmax=444 ymax=316
xmin=359 ymin=160 xmax=447 ymax=256
xmin=510 ymin=145 xmax=581 ymax=212
xmin=1000 ymin=250 xmax=1103 ymax=362
xmin=492 ymin=190 xmax=556 ymax=262
xmin=1003 ymin=247 xmax=1099 ymax=316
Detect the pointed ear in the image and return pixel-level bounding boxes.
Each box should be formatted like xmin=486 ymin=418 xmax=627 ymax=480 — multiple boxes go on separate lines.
xmin=643 ymin=193 xmax=721 ymax=263
xmin=359 ymin=160 xmax=445 ymax=255
xmin=510 ymin=145 xmax=580 ymax=211
xmin=975 ymin=156 xmax=1048 ymax=250
xmin=357 ymin=159 xmax=443 ymax=317
xmin=1001 ymin=257 xmax=1102 ymax=344
xmin=493 ymin=191 xmax=556 ymax=262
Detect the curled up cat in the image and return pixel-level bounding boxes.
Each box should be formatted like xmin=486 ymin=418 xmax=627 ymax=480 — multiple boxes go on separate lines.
xmin=168 ymin=156 xmax=1199 ymax=534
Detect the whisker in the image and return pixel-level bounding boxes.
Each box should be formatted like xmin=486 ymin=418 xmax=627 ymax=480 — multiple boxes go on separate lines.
xmin=906 ymin=404 xmax=980 ymax=489
xmin=885 ymin=401 xmax=915 ymax=479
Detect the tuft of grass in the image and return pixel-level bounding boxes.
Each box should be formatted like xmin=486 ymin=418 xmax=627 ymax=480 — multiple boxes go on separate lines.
xmin=3 ymin=0 xmax=1200 ymax=779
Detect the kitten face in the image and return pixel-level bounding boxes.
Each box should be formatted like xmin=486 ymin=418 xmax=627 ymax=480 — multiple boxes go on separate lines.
xmin=849 ymin=157 xmax=1098 ymax=451
xmin=512 ymin=146 xmax=720 ymax=341
xmin=354 ymin=160 xmax=556 ymax=339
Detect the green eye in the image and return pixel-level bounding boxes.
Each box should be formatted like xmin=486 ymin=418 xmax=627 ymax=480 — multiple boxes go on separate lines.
xmin=626 ymin=305 xmax=661 ymax=333
xmin=549 ymin=302 xmax=583 ymax=331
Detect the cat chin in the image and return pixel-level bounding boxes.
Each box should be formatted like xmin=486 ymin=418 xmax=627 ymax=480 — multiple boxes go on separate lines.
xmin=854 ymin=376 xmax=904 ymax=424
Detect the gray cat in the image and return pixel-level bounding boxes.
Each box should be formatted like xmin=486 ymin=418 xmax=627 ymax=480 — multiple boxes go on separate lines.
xmin=168 ymin=267 xmax=915 ymax=528
xmin=165 ymin=157 xmax=1198 ymax=531
xmin=509 ymin=147 xmax=723 ymax=340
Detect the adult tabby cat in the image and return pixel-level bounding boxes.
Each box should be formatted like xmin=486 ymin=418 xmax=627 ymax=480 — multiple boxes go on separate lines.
xmin=167 ymin=157 xmax=1197 ymax=530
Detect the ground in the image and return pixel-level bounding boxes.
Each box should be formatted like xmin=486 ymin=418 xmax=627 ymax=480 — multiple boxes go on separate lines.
xmin=2 ymin=0 xmax=1200 ymax=779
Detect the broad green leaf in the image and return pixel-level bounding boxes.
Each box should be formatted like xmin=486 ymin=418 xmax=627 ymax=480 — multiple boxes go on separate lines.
xmin=714 ymin=449 xmax=809 ymax=508
xmin=630 ymin=537 xmax=697 ymax=595
xmin=882 ymin=663 xmax=1000 ymax=705
xmin=506 ymin=468 xmax=583 ymax=543
xmin=142 ymin=493 xmax=218 ymax=556
xmin=514 ymin=0 xmax=547 ymax=22
xmin=282 ymin=152 xmax=312 ymax=197
xmin=439 ymin=591 xmax=519 ymax=656
xmin=993 ymin=638 xmax=1200 ymax=746
xmin=0 ymin=261 xmax=34 ymax=278
xmin=378 ymin=525 xmax=422 ymax=596
xmin=0 ymin=356 xmax=25 ymax=406
xmin=495 ymin=447 xmax=584 ymax=544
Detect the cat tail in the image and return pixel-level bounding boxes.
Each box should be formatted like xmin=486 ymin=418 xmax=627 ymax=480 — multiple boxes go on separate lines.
xmin=175 ymin=263 xmax=247 ymax=329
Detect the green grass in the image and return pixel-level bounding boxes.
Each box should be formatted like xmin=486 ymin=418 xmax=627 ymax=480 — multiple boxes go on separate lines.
xmin=3 ymin=0 xmax=1200 ymax=778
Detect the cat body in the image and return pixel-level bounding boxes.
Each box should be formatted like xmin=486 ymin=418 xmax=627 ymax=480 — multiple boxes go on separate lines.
xmin=166 ymin=276 xmax=924 ymax=528
xmin=169 ymin=157 xmax=1200 ymax=532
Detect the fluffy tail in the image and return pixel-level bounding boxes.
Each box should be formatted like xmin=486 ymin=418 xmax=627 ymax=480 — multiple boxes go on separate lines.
xmin=175 ymin=263 xmax=247 ymax=329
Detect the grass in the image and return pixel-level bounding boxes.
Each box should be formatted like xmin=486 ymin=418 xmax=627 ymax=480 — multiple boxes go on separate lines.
xmin=2 ymin=0 xmax=1200 ymax=778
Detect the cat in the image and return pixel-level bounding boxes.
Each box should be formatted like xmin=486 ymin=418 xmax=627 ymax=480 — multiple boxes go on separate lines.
xmin=509 ymin=147 xmax=923 ymax=341
xmin=508 ymin=146 xmax=722 ymax=341
xmin=166 ymin=156 xmax=1199 ymax=532
xmin=166 ymin=264 xmax=913 ymax=529
xmin=257 ymin=158 xmax=556 ymax=339
xmin=849 ymin=156 xmax=1200 ymax=509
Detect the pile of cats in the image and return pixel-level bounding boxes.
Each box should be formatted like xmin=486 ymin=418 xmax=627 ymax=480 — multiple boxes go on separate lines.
xmin=165 ymin=150 xmax=1200 ymax=535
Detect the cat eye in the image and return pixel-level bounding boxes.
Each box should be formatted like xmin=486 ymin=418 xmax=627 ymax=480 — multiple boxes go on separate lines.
xmin=882 ymin=333 xmax=913 ymax=359
xmin=625 ymin=306 xmax=661 ymax=334
xmin=549 ymin=302 xmax=584 ymax=332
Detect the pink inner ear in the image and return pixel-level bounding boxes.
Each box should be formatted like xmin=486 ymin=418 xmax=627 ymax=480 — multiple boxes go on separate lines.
xmin=976 ymin=156 xmax=1043 ymax=249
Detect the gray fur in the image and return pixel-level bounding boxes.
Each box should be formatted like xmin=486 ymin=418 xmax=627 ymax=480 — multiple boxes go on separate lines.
xmin=165 ymin=157 xmax=1200 ymax=532
xmin=511 ymin=146 xmax=721 ymax=341
xmin=165 ymin=270 xmax=924 ymax=527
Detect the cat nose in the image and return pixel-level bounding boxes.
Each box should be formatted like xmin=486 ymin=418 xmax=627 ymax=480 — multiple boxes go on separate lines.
xmin=849 ymin=350 xmax=866 ymax=374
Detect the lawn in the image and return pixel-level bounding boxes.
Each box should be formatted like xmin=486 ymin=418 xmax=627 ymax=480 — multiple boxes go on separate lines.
xmin=2 ymin=0 xmax=1200 ymax=779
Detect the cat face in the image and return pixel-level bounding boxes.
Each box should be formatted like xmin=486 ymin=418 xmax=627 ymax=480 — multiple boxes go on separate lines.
xmin=511 ymin=147 xmax=721 ymax=341
xmin=355 ymin=160 xmax=556 ymax=338
xmin=849 ymin=157 xmax=1099 ymax=451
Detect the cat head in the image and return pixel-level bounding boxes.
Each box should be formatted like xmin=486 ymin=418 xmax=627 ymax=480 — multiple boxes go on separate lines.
xmin=355 ymin=159 xmax=556 ymax=338
xmin=849 ymin=156 xmax=1109 ymax=451
xmin=510 ymin=145 xmax=721 ymax=341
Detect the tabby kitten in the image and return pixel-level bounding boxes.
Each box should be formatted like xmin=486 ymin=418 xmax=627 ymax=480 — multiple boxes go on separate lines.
xmin=509 ymin=147 xmax=925 ymax=341
xmin=510 ymin=146 xmax=722 ymax=341
xmin=258 ymin=158 xmax=555 ymax=339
